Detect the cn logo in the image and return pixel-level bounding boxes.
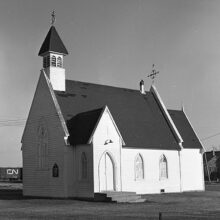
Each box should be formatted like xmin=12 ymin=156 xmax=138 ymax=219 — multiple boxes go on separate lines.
xmin=7 ymin=169 xmax=19 ymax=175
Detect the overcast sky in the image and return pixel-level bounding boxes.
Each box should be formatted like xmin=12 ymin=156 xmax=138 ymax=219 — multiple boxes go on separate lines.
xmin=1 ymin=0 xmax=220 ymax=166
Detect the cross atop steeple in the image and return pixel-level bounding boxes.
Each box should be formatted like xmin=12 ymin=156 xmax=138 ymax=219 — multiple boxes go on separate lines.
xmin=147 ymin=64 xmax=159 ymax=84
xmin=51 ymin=10 xmax=56 ymax=26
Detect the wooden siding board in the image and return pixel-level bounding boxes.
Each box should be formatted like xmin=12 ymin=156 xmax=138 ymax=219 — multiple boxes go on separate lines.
xmin=22 ymin=73 xmax=66 ymax=198
xmin=73 ymin=144 xmax=94 ymax=198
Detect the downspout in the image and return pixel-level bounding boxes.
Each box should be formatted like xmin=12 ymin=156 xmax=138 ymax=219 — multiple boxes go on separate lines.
xmin=73 ymin=144 xmax=76 ymax=196
xmin=91 ymin=142 xmax=95 ymax=198
xmin=63 ymin=145 xmax=68 ymax=198
xmin=201 ymin=149 xmax=206 ymax=190
xmin=178 ymin=144 xmax=183 ymax=192
xmin=120 ymin=138 xmax=122 ymax=191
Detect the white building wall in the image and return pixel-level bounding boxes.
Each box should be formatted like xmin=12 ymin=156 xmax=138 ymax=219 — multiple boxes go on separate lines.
xmin=64 ymin=144 xmax=94 ymax=198
xmin=45 ymin=66 xmax=65 ymax=91
xmin=180 ymin=149 xmax=204 ymax=191
xmin=93 ymin=110 xmax=122 ymax=193
xmin=22 ymin=72 xmax=66 ymax=198
xmin=63 ymin=144 xmax=75 ymax=197
xmin=22 ymin=73 xmax=204 ymax=198
xmin=121 ymin=149 xmax=181 ymax=194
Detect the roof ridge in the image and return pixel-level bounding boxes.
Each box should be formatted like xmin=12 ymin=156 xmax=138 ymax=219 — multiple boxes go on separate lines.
xmin=65 ymin=79 xmax=151 ymax=93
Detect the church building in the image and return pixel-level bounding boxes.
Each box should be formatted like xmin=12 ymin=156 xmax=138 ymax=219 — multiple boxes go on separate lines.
xmin=21 ymin=22 xmax=205 ymax=201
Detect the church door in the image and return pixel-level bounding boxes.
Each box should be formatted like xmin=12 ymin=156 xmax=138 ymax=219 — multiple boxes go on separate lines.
xmin=99 ymin=153 xmax=115 ymax=192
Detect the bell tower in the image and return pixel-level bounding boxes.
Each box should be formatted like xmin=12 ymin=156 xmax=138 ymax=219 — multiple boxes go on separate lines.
xmin=38 ymin=14 xmax=68 ymax=91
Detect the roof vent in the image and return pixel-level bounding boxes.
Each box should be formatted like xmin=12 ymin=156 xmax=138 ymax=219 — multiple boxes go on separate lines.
xmin=140 ymin=80 xmax=145 ymax=94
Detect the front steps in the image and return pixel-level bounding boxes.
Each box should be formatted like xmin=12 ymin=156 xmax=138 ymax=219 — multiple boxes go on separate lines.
xmin=94 ymin=191 xmax=146 ymax=203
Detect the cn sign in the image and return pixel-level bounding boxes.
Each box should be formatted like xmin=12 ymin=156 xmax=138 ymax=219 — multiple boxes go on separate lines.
xmin=7 ymin=169 xmax=19 ymax=175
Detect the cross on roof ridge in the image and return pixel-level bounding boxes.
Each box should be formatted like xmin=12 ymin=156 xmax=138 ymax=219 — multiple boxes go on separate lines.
xmin=147 ymin=64 xmax=159 ymax=84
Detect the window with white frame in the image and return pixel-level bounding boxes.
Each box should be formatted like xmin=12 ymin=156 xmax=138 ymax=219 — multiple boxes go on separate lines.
xmin=159 ymin=154 xmax=168 ymax=180
xmin=135 ymin=154 xmax=144 ymax=180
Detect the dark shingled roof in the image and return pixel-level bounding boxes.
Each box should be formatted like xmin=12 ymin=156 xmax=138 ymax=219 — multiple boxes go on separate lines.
xmin=55 ymin=80 xmax=180 ymax=150
xmin=168 ymin=110 xmax=203 ymax=149
xmin=38 ymin=26 xmax=68 ymax=56
xmin=67 ymin=108 xmax=103 ymax=145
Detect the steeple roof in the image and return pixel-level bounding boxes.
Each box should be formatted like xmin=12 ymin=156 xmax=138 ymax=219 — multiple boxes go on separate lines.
xmin=38 ymin=26 xmax=68 ymax=56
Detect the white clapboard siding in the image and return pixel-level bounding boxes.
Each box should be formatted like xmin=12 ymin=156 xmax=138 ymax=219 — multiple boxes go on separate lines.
xmin=121 ymin=149 xmax=182 ymax=194
xmin=73 ymin=144 xmax=94 ymax=198
xmin=180 ymin=149 xmax=205 ymax=191
xmin=22 ymin=73 xmax=66 ymax=198
xmin=93 ymin=110 xmax=122 ymax=193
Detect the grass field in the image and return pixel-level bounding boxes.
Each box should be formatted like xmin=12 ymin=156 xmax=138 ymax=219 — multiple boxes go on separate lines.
xmin=0 ymin=183 xmax=219 ymax=219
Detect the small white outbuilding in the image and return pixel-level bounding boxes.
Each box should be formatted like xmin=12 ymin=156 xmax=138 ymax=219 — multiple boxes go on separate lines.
xmin=21 ymin=24 xmax=205 ymax=200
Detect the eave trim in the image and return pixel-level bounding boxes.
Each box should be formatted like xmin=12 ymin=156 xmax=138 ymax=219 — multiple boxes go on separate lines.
xmin=42 ymin=69 xmax=70 ymax=143
xmin=87 ymin=105 xmax=125 ymax=145
xmin=150 ymin=85 xmax=183 ymax=148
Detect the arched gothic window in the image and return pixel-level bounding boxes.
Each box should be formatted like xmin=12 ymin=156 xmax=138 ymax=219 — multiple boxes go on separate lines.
xmin=52 ymin=163 xmax=59 ymax=177
xmin=135 ymin=154 xmax=144 ymax=180
xmin=37 ymin=118 xmax=48 ymax=169
xmin=51 ymin=55 xmax=56 ymax=67
xmin=159 ymin=154 xmax=168 ymax=180
xmin=81 ymin=152 xmax=87 ymax=179
xmin=57 ymin=57 xmax=62 ymax=67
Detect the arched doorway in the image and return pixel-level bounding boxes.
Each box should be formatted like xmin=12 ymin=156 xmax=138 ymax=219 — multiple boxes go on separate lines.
xmin=99 ymin=152 xmax=115 ymax=192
